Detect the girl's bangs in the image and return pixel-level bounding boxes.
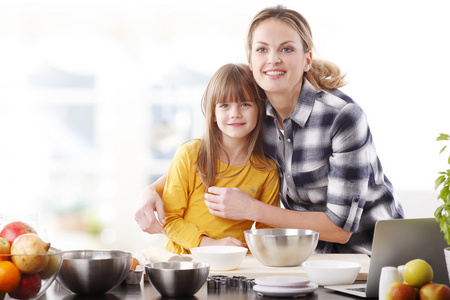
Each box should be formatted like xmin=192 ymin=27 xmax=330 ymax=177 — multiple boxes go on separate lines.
xmin=216 ymin=77 xmax=254 ymax=104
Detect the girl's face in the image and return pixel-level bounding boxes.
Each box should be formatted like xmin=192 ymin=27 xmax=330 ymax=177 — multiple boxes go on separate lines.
xmin=214 ymin=100 xmax=258 ymax=143
xmin=249 ymin=18 xmax=312 ymax=96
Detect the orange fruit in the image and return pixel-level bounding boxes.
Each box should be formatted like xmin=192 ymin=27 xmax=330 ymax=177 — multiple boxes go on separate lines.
xmin=131 ymin=257 xmax=140 ymax=270
xmin=0 ymin=260 xmax=21 ymax=293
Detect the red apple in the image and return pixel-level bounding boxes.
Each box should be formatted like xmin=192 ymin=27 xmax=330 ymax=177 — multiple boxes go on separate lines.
xmin=0 ymin=237 xmax=10 ymax=261
xmin=386 ymin=282 xmax=417 ymax=300
xmin=0 ymin=222 xmax=36 ymax=246
xmin=8 ymin=273 xmax=41 ymax=300
xmin=420 ymin=282 xmax=450 ymax=300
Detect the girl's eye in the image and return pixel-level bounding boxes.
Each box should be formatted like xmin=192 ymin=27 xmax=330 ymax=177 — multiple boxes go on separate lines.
xmin=219 ymin=103 xmax=229 ymax=109
xmin=242 ymin=102 xmax=252 ymax=107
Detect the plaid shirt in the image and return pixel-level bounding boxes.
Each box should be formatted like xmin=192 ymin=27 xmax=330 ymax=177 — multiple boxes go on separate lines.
xmin=263 ymin=79 xmax=404 ymax=254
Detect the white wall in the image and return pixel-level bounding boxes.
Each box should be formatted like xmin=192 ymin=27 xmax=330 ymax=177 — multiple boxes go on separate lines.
xmin=0 ymin=0 xmax=449 ymax=251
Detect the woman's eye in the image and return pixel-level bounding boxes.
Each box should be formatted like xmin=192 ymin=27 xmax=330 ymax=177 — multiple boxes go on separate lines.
xmin=282 ymin=47 xmax=293 ymax=53
xmin=256 ymin=48 xmax=266 ymax=53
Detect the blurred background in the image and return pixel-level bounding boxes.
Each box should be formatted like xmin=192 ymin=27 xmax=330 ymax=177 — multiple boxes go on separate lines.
xmin=0 ymin=0 xmax=449 ymax=253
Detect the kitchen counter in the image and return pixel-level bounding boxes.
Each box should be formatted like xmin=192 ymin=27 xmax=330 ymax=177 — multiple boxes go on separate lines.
xmin=40 ymin=280 xmax=370 ymax=300
xmin=38 ymin=253 xmax=372 ymax=300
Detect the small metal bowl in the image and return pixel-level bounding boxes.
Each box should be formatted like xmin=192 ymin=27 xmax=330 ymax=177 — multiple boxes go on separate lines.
xmin=145 ymin=261 xmax=210 ymax=297
xmin=56 ymin=249 xmax=132 ymax=295
xmin=244 ymin=228 xmax=319 ymax=267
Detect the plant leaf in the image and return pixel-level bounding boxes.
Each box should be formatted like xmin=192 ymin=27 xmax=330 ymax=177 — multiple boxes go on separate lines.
xmin=435 ymin=175 xmax=446 ymax=190
xmin=440 ymin=145 xmax=447 ymax=154
xmin=437 ymin=133 xmax=450 ymax=141
xmin=435 ymin=206 xmax=444 ymax=219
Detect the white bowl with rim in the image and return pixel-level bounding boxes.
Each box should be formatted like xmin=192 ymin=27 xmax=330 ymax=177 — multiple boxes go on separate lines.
xmin=302 ymin=260 xmax=361 ymax=286
xmin=190 ymin=246 xmax=247 ymax=271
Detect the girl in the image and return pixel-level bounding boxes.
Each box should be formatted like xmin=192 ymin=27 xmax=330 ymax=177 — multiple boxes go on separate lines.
xmin=161 ymin=63 xmax=279 ymax=254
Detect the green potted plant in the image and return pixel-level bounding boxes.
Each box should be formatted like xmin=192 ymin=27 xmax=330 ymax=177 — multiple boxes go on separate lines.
xmin=434 ymin=132 xmax=450 ymax=278
xmin=435 ymin=133 xmax=450 ymax=245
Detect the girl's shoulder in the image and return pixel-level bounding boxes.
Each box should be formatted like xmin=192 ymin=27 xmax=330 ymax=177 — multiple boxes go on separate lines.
xmin=177 ymin=139 xmax=202 ymax=155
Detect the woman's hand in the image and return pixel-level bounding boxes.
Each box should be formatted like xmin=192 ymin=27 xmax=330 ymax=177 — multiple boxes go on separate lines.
xmin=134 ymin=185 xmax=166 ymax=234
xmin=204 ymin=187 xmax=255 ymax=221
xmin=200 ymin=236 xmax=246 ymax=248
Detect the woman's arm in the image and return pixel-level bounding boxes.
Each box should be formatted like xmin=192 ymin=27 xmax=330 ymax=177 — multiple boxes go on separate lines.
xmin=204 ymin=187 xmax=352 ymax=244
xmin=134 ymin=174 xmax=168 ymax=234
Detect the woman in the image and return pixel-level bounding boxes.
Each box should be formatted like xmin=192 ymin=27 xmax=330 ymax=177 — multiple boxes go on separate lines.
xmin=135 ymin=5 xmax=404 ymax=255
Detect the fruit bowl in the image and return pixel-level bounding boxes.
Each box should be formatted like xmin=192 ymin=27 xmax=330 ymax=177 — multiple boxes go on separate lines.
xmin=0 ymin=247 xmax=63 ymax=300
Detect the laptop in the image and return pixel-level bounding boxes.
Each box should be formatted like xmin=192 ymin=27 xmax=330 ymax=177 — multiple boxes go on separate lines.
xmin=325 ymin=218 xmax=449 ymax=298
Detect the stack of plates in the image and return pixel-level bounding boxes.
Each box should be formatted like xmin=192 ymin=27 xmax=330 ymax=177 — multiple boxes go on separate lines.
xmin=253 ymin=276 xmax=318 ymax=297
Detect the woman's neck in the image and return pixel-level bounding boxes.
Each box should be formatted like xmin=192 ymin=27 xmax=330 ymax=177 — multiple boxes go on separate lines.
xmin=266 ymin=89 xmax=301 ymax=129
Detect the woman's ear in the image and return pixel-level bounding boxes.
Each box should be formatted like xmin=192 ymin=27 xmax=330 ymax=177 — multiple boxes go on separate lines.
xmin=304 ymin=51 xmax=313 ymax=72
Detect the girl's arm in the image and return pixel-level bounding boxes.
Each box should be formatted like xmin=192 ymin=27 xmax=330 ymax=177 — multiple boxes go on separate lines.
xmin=134 ymin=174 xmax=168 ymax=234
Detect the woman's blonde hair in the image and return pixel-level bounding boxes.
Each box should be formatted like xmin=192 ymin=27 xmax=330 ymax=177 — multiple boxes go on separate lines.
xmin=246 ymin=5 xmax=346 ymax=91
xmin=197 ymin=63 xmax=271 ymax=189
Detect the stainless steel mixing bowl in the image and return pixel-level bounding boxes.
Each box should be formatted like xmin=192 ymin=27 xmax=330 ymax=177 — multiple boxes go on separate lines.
xmin=244 ymin=228 xmax=319 ymax=267
xmin=145 ymin=261 xmax=210 ymax=297
xmin=56 ymin=249 xmax=132 ymax=295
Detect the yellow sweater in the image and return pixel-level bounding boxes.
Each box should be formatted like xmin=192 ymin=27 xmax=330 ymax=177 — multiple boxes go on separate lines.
xmin=163 ymin=140 xmax=280 ymax=254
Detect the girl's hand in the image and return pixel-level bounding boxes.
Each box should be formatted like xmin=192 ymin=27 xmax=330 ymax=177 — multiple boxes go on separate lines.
xmin=200 ymin=236 xmax=246 ymax=248
xmin=204 ymin=187 xmax=255 ymax=221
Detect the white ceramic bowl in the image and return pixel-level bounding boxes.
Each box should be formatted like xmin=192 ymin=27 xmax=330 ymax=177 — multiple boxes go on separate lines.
xmin=302 ymin=260 xmax=361 ymax=286
xmin=190 ymin=246 xmax=247 ymax=270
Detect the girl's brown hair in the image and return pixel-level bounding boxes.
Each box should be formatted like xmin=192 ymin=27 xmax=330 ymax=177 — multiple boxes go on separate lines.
xmin=197 ymin=63 xmax=271 ymax=189
xmin=246 ymin=5 xmax=346 ymax=91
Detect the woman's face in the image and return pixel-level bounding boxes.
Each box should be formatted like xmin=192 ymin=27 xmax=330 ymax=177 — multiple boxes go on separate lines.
xmin=249 ymin=18 xmax=312 ymax=96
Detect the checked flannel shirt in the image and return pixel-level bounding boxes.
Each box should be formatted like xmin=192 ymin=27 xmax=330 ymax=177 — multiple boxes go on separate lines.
xmin=263 ymin=79 xmax=404 ymax=255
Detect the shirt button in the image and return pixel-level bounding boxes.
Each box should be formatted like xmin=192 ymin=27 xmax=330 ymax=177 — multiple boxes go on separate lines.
xmin=287 ymin=138 xmax=291 ymax=143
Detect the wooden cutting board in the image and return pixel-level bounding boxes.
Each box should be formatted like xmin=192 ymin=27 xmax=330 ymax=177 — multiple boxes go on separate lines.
xmin=203 ymin=253 xmax=370 ymax=280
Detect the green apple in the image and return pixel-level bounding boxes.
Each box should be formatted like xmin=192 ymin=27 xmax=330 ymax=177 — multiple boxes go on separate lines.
xmin=0 ymin=237 xmax=10 ymax=261
xmin=39 ymin=250 xmax=61 ymax=279
xmin=402 ymin=259 xmax=433 ymax=288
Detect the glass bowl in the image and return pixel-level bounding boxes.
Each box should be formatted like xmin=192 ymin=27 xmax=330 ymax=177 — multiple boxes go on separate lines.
xmin=0 ymin=247 xmax=63 ymax=300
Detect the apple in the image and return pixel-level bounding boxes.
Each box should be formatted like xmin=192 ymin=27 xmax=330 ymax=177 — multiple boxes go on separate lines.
xmin=8 ymin=273 xmax=41 ymax=300
xmin=402 ymin=259 xmax=433 ymax=288
xmin=386 ymin=282 xmax=417 ymax=300
xmin=0 ymin=222 xmax=36 ymax=246
xmin=39 ymin=250 xmax=61 ymax=279
xmin=11 ymin=233 xmax=50 ymax=274
xmin=0 ymin=237 xmax=10 ymax=261
xmin=420 ymin=282 xmax=450 ymax=300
